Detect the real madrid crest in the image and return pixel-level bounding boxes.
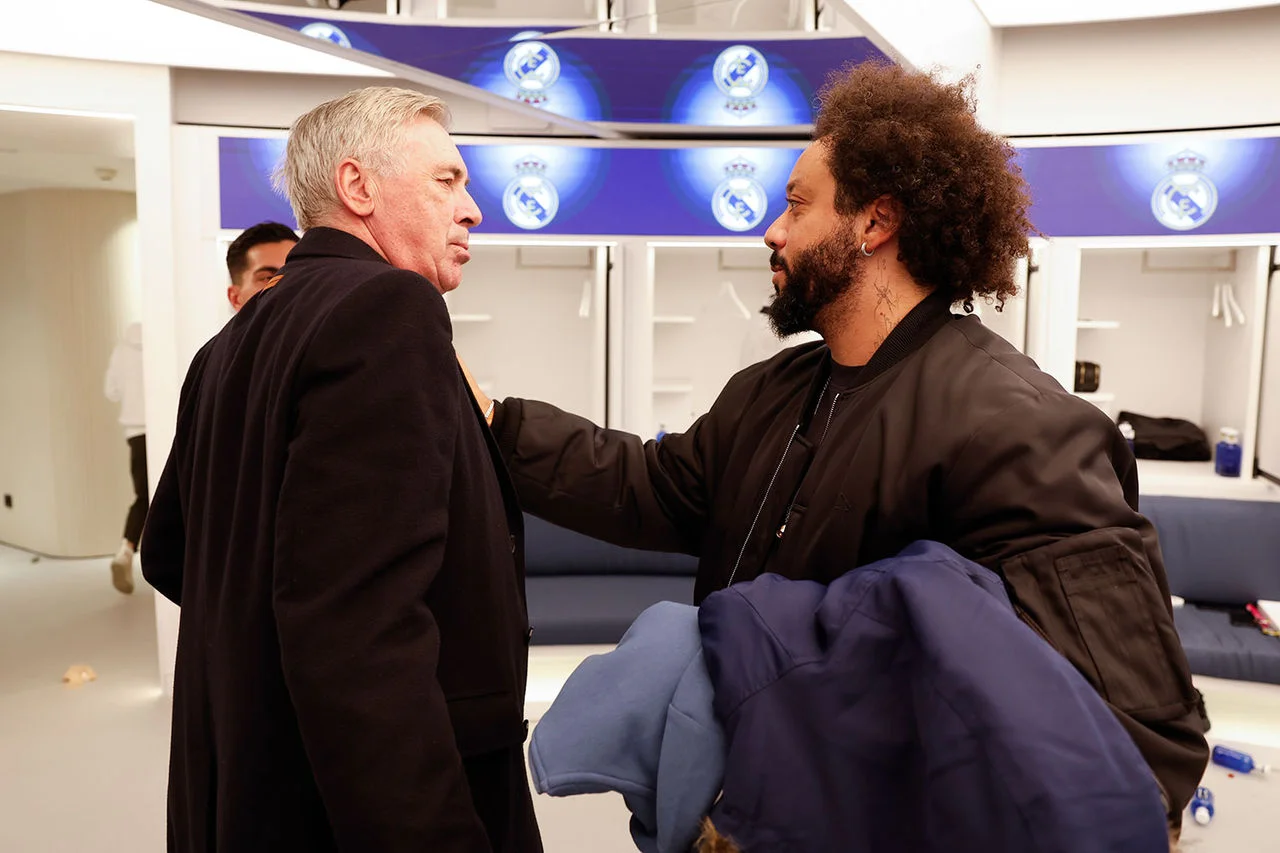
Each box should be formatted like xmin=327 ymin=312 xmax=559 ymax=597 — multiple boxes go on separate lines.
xmin=503 ymin=156 xmax=559 ymax=230
xmin=503 ymin=40 xmax=561 ymax=108
xmin=1151 ymin=150 xmax=1218 ymax=231
xmin=713 ymin=45 xmax=769 ymax=116
xmin=299 ymin=22 xmax=352 ymax=49
xmin=712 ymin=158 xmax=768 ymax=232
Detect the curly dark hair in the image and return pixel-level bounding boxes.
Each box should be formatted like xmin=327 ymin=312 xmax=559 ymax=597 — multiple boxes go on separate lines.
xmin=813 ymin=61 xmax=1033 ymax=312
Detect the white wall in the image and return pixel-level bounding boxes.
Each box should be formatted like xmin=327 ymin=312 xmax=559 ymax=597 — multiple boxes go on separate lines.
xmin=838 ymin=0 xmax=1001 ymax=123
xmin=997 ymin=6 xmax=1280 ymax=136
xmin=0 ymin=190 xmax=140 ymax=557
xmin=0 ymin=51 xmax=181 ymax=691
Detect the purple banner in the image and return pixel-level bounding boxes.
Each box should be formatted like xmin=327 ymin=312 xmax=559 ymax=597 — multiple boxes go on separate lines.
xmin=239 ymin=10 xmax=881 ymax=126
xmin=220 ymin=137 xmax=802 ymax=237
xmin=1020 ymin=136 xmax=1280 ymax=237
xmin=220 ymin=134 xmax=1280 ymax=238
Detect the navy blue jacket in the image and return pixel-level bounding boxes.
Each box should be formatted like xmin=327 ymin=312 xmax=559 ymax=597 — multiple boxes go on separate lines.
xmin=699 ymin=541 xmax=1169 ymax=853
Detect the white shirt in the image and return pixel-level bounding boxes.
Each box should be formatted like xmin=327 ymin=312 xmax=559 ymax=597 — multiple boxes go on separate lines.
xmin=104 ymin=322 xmax=145 ymax=439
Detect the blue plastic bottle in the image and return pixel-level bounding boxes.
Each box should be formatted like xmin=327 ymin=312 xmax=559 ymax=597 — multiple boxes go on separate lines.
xmin=1215 ymin=428 xmax=1242 ymax=478
xmin=1211 ymin=744 xmax=1271 ymax=775
xmin=1189 ymin=787 xmax=1214 ymax=826
xmin=656 ymin=424 xmax=668 ymax=442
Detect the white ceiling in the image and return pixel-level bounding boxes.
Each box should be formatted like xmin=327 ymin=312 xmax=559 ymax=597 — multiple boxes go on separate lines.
xmin=0 ymin=0 xmax=392 ymax=77
xmin=971 ymin=0 xmax=1280 ymax=27
xmin=0 ymin=109 xmax=136 ymax=195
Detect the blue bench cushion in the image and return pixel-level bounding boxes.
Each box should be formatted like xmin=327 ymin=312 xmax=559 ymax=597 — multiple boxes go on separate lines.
xmin=526 ymin=574 xmax=696 ymax=645
xmin=1173 ymin=605 xmax=1280 ymax=685
xmin=1141 ymin=496 xmax=1280 ymax=604
xmin=523 ymin=514 xmax=698 ymax=578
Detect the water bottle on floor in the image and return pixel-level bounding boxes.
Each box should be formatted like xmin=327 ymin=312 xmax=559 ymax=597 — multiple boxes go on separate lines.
xmin=1189 ymin=787 xmax=1214 ymax=826
xmin=1211 ymin=744 xmax=1271 ymax=775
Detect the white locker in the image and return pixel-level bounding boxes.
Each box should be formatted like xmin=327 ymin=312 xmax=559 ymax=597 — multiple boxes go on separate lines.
xmin=1256 ymin=248 xmax=1280 ymax=485
xmin=1029 ymin=237 xmax=1280 ymax=500
xmin=451 ymin=240 xmax=610 ymax=424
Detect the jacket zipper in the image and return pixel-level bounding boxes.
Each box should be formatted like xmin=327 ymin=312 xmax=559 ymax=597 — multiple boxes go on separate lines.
xmin=777 ymin=391 xmax=842 ymax=540
xmin=727 ymin=424 xmax=799 ymax=588
xmin=726 ymin=378 xmax=831 ymax=587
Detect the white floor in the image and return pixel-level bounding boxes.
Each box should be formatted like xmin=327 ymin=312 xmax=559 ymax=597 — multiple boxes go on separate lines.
xmin=1 ymin=543 xmax=1276 ymax=852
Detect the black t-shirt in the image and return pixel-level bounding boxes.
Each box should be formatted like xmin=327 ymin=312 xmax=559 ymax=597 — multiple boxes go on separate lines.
xmin=803 ymin=360 xmax=862 ymax=446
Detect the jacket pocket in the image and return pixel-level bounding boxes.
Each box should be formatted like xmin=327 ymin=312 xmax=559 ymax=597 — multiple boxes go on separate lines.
xmin=1002 ymin=527 xmax=1187 ymax=716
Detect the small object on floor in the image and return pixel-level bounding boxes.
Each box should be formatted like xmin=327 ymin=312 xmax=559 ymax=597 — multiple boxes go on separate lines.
xmin=1189 ymin=787 xmax=1214 ymax=826
xmin=1211 ymin=744 xmax=1271 ymax=776
xmin=62 ymin=664 xmax=98 ymax=686
xmin=1171 ymin=595 xmax=1185 ymax=609
xmin=110 ymin=540 xmax=134 ymax=595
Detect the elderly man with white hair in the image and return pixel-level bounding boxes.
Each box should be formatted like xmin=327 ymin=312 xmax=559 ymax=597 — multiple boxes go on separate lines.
xmin=142 ymin=87 xmax=541 ymax=853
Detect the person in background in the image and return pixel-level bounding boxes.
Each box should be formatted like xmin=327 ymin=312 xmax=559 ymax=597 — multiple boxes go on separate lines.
xmin=103 ymin=321 xmax=145 ymax=595
xmin=225 ymin=221 xmax=298 ymax=312
xmin=463 ymin=60 xmax=1208 ymax=842
xmin=142 ymin=87 xmax=540 ymax=852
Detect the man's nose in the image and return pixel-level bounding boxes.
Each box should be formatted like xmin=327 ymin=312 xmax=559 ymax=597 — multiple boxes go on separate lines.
xmin=459 ymin=188 xmax=482 ymax=228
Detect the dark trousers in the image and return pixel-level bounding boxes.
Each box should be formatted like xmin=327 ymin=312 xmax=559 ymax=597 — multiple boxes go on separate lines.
xmin=124 ymin=434 xmax=149 ymax=548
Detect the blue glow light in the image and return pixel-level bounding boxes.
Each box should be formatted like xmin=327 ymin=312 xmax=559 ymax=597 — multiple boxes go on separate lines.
xmin=462 ymin=44 xmax=607 ymax=122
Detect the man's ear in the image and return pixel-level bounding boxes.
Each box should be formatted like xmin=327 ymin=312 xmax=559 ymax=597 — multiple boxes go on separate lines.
xmin=227 ymin=285 xmax=241 ymax=311
xmin=862 ymin=195 xmax=903 ymax=251
xmin=335 ymin=158 xmax=376 ymax=218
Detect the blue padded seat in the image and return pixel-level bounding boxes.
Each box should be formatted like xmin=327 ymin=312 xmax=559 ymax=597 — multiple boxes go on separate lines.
xmin=523 ymin=514 xmax=697 ymax=577
xmin=1141 ymin=496 xmax=1280 ymax=604
xmin=1172 ymin=605 xmax=1280 ymax=685
xmin=521 ymin=515 xmax=698 ymax=645
xmin=525 ymin=575 xmax=696 ymax=646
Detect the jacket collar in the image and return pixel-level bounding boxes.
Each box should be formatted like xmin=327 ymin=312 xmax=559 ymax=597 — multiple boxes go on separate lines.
xmin=822 ymin=287 xmax=955 ymax=392
xmin=287 ymin=226 xmax=390 ymax=266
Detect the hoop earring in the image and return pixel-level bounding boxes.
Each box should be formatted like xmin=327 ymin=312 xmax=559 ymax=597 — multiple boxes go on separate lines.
xmin=859 ymin=242 xmax=874 ymax=258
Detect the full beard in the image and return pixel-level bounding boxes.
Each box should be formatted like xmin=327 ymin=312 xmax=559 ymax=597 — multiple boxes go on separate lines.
xmin=764 ymin=226 xmax=865 ymax=338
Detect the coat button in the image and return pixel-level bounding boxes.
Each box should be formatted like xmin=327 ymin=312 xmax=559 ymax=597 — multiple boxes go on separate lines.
xmin=509 ymin=534 xmax=517 ymax=555
xmin=526 ymin=626 xmax=534 ymax=644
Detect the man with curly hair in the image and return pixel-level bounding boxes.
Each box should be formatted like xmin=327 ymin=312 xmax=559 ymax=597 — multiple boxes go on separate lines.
xmin=468 ymin=62 xmax=1208 ymax=836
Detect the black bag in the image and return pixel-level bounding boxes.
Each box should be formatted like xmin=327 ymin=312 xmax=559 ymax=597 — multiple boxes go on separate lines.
xmin=1116 ymin=410 xmax=1212 ymax=462
xmin=1074 ymin=361 xmax=1101 ymax=393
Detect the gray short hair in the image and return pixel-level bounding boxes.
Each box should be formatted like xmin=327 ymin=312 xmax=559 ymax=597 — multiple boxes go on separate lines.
xmin=276 ymin=87 xmax=451 ymax=230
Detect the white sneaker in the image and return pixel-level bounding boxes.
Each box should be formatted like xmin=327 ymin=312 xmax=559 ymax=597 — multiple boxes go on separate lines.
xmin=110 ymin=542 xmax=134 ymax=595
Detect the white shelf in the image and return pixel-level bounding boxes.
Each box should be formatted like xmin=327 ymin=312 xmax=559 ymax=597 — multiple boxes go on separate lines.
xmin=653 ymin=315 xmax=696 ymax=325
xmin=1074 ymin=391 xmax=1117 ymax=417
xmin=451 ymin=313 xmax=493 ymax=323
xmin=1076 ymin=319 xmax=1121 ymax=330
xmin=1138 ymin=459 xmax=1280 ymax=501
xmin=653 ymin=382 xmax=694 ymax=394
